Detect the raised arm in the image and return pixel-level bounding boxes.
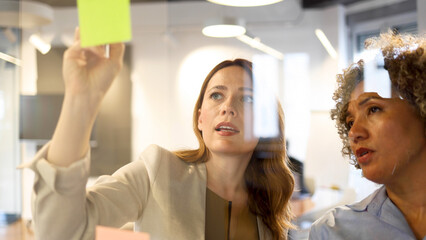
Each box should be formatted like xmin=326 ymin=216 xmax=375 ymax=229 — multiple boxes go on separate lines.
xmin=29 ymin=29 xmax=135 ymax=240
xmin=48 ymin=29 xmax=125 ymax=167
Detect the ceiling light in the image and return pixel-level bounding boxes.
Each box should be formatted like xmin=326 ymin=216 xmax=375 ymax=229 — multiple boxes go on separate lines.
xmin=0 ymin=52 xmax=22 ymax=66
xmin=236 ymin=34 xmax=283 ymax=60
xmin=29 ymin=34 xmax=51 ymax=54
xmin=202 ymin=17 xmax=246 ymax=38
xmin=207 ymin=0 xmax=283 ymax=7
xmin=315 ymin=29 xmax=337 ymax=59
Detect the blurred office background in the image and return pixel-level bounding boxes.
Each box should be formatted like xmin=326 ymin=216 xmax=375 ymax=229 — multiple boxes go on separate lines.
xmin=1 ymin=0 xmax=424 ymax=239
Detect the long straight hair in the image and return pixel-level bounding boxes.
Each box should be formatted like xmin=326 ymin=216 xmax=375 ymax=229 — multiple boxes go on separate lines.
xmin=174 ymin=59 xmax=294 ymax=239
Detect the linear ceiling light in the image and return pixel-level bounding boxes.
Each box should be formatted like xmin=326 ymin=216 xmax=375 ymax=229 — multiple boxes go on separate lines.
xmin=315 ymin=29 xmax=337 ymax=59
xmin=236 ymin=34 xmax=283 ymax=60
xmin=0 ymin=52 xmax=22 ymax=66
xmin=207 ymin=0 xmax=283 ymax=7
xmin=202 ymin=18 xmax=246 ymax=38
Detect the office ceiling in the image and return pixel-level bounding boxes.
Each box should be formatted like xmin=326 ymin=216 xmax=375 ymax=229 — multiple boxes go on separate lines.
xmin=35 ymin=0 xmax=368 ymax=8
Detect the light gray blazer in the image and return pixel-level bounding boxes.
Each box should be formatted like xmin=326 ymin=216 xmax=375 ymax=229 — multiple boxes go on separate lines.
xmin=23 ymin=144 xmax=273 ymax=240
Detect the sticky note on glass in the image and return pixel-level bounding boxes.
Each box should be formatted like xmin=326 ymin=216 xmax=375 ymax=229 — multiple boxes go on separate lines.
xmin=77 ymin=0 xmax=132 ymax=47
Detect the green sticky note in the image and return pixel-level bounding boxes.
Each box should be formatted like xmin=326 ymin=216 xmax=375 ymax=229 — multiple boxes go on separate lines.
xmin=77 ymin=0 xmax=132 ymax=47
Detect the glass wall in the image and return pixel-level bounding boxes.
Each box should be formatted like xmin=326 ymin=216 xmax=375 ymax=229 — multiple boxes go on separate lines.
xmin=5 ymin=0 xmax=425 ymax=238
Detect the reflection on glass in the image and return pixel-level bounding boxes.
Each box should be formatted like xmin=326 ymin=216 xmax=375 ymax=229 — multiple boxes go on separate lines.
xmin=363 ymin=50 xmax=391 ymax=98
xmin=252 ymin=54 xmax=279 ymax=139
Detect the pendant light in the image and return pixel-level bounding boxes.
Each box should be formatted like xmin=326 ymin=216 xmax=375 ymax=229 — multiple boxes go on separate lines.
xmin=202 ymin=17 xmax=246 ymax=38
xmin=207 ymin=0 xmax=283 ymax=7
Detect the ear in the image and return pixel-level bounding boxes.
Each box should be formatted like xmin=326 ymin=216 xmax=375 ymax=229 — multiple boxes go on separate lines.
xmin=197 ymin=109 xmax=203 ymax=131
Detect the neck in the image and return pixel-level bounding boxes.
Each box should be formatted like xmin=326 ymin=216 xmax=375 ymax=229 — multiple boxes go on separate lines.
xmin=385 ymin=148 xmax=426 ymax=239
xmin=386 ymin=147 xmax=426 ymax=206
xmin=205 ymin=152 xmax=252 ymax=202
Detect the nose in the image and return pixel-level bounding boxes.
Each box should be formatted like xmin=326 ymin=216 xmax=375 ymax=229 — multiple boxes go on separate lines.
xmin=348 ymin=117 xmax=368 ymax=143
xmin=220 ymin=97 xmax=237 ymax=117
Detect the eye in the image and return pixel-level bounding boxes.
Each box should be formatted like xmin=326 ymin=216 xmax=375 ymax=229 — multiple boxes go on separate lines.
xmin=346 ymin=120 xmax=354 ymax=130
xmin=210 ymin=92 xmax=223 ymax=100
xmin=368 ymin=106 xmax=381 ymax=114
xmin=242 ymin=95 xmax=253 ymax=103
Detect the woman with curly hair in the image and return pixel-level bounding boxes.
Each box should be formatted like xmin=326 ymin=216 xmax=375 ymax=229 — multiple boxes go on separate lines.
xmin=309 ymin=31 xmax=425 ymax=240
xmin=23 ymin=29 xmax=295 ymax=240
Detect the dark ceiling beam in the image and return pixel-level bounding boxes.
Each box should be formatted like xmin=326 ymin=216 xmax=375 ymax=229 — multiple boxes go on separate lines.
xmin=302 ymin=0 xmax=367 ymax=9
xmin=346 ymin=0 xmax=416 ymax=27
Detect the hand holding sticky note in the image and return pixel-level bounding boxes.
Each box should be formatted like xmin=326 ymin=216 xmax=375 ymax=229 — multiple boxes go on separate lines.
xmin=77 ymin=0 xmax=132 ymax=47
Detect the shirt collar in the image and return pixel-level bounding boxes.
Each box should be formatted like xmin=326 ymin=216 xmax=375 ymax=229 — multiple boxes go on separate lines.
xmin=347 ymin=185 xmax=419 ymax=239
xmin=346 ymin=185 xmax=386 ymax=212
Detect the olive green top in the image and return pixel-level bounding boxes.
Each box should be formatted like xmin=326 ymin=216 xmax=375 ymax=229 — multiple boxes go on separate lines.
xmin=205 ymin=188 xmax=259 ymax=240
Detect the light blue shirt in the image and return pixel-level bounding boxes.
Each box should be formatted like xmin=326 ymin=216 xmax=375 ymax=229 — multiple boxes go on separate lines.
xmin=309 ymin=186 xmax=425 ymax=240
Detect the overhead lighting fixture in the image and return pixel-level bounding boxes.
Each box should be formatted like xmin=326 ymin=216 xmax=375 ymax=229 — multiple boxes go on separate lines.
xmin=207 ymin=0 xmax=283 ymax=7
xmin=29 ymin=34 xmax=51 ymax=54
xmin=0 ymin=52 xmax=22 ymax=66
xmin=315 ymin=29 xmax=337 ymax=59
xmin=236 ymin=34 xmax=284 ymax=60
xmin=202 ymin=17 xmax=246 ymax=38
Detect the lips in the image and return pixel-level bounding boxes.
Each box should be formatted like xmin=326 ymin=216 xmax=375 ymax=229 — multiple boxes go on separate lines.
xmin=215 ymin=122 xmax=240 ymax=135
xmin=355 ymin=147 xmax=374 ymax=164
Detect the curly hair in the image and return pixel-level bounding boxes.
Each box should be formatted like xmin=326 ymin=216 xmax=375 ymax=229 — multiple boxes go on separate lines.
xmin=331 ymin=30 xmax=426 ymax=168
xmin=174 ymin=59 xmax=295 ymax=239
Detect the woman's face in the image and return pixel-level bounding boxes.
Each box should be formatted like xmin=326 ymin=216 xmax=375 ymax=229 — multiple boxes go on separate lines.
xmin=346 ymin=81 xmax=426 ymax=184
xmin=198 ymin=66 xmax=259 ymax=157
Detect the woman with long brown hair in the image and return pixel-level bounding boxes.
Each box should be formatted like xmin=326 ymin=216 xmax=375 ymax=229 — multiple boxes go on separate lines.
xmin=24 ymin=29 xmax=294 ymax=240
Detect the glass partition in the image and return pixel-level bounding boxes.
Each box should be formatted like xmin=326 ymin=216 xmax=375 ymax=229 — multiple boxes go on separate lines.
xmin=5 ymin=0 xmax=424 ymax=239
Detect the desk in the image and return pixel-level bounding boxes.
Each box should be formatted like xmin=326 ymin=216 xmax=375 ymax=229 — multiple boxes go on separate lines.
xmin=0 ymin=219 xmax=34 ymax=240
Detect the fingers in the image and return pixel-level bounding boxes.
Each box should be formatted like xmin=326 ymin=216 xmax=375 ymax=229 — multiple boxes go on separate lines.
xmin=66 ymin=26 xmax=124 ymax=65
xmin=109 ymin=42 xmax=125 ymax=61
xmin=64 ymin=27 xmax=84 ymax=60
xmin=74 ymin=27 xmax=80 ymax=42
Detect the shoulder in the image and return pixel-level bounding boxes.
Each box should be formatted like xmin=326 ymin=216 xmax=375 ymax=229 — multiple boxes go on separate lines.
xmin=309 ymin=187 xmax=385 ymax=240
xmin=309 ymin=205 xmax=351 ymax=232
xmin=138 ymin=144 xmax=205 ymax=181
xmin=308 ymin=205 xmax=361 ymax=240
xmin=139 ymin=144 xmax=182 ymax=170
xmin=140 ymin=144 xmax=174 ymax=159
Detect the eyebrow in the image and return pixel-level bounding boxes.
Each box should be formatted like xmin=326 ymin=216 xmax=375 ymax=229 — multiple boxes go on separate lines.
xmin=346 ymin=96 xmax=384 ymax=119
xmin=208 ymin=85 xmax=253 ymax=92
xmin=358 ymin=96 xmax=383 ymax=106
